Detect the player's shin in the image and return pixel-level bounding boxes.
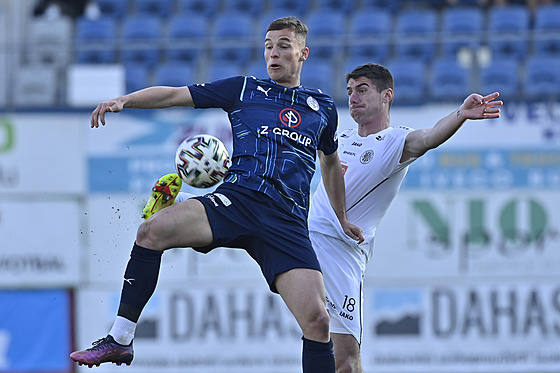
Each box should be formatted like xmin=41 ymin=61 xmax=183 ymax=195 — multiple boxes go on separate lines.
xmin=114 ymin=243 xmax=163 ymax=342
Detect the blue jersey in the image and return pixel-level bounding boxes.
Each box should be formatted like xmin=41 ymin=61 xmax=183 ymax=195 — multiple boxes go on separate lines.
xmin=188 ymin=76 xmax=338 ymax=221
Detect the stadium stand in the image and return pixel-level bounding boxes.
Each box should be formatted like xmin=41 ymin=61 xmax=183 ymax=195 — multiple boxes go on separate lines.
xmin=74 ymin=17 xmax=118 ymax=64
xmin=394 ymin=8 xmax=438 ymax=62
xmin=95 ymin=0 xmax=128 ymax=19
xmin=387 ymin=59 xmax=427 ymax=105
xmin=440 ymin=6 xmax=484 ymax=59
xmin=268 ymin=0 xmax=311 ymax=16
xmin=165 ymin=14 xmax=208 ymax=65
xmin=361 ymin=0 xmax=401 ymax=13
xmin=133 ymin=0 xmax=175 ymax=19
xmin=347 ymin=10 xmax=392 ymax=64
xmin=26 ymin=16 xmax=72 ymax=67
xmin=10 ymin=0 xmax=560 ymax=108
xmin=125 ymin=66 xmax=151 ymax=93
xmin=305 ymin=10 xmax=346 ymax=62
xmin=224 ymin=0 xmax=266 ymax=16
xmin=177 ymin=0 xmax=221 ymax=17
xmin=523 ymin=55 xmax=560 ymax=99
xmin=429 ymin=58 xmax=471 ymax=101
xmin=205 ymin=62 xmax=245 ymax=81
xmin=301 ymin=59 xmax=336 ymax=98
xmin=487 ymin=5 xmax=531 ymax=60
xmin=478 ymin=58 xmax=520 ymax=100
xmin=120 ymin=15 xmax=162 ymax=68
xmin=315 ymin=0 xmax=358 ymax=15
xmin=211 ymin=12 xmax=254 ymax=66
xmin=533 ymin=3 xmax=560 ymax=56
xmin=153 ymin=63 xmax=194 ymax=86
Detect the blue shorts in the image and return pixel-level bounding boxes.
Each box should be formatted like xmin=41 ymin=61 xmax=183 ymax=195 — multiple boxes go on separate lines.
xmin=192 ymin=183 xmax=321 ymax=293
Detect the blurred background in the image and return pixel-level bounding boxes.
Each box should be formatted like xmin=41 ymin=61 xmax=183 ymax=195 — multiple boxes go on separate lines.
xmin=0 ymin=0 xmax=559 ymax=372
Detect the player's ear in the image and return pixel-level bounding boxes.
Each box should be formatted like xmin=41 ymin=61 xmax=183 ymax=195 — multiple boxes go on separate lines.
xmin=384 ymin=88 xmax=394 ymax=104
xmin=300 ymin=47 xmax=309 ymax=61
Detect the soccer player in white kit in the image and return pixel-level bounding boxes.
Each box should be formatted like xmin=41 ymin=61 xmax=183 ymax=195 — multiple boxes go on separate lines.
xmin=308 ymin=63 xmax=503 ymax=372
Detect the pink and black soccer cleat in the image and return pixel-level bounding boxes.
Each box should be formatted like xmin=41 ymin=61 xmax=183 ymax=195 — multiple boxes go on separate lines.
xmin=70 ymin=335 xmax=133 ymax=368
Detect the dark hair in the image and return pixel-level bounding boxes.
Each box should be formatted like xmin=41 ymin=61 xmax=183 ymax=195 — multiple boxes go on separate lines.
xmin=346 ymin=63 xmax=394 ymax=93
xmin=267 ymin=16 xmax=308 ymax=45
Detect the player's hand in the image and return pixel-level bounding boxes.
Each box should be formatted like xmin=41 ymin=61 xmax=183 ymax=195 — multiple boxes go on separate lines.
xmin=459 ymin=92 xmax=503 ymax=120
xmin=90 ymin=98 xmax=125 ymax=128
xmin=341 ymin=220 xmax=364 ymax=244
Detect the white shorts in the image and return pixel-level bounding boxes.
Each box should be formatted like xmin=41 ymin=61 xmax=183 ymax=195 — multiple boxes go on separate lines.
xmin=310 ymin=231 xmax=367 ymax=344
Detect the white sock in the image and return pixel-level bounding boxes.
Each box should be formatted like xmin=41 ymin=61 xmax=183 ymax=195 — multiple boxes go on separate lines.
xmin=109 ymin=316 xmax=136 ymax=345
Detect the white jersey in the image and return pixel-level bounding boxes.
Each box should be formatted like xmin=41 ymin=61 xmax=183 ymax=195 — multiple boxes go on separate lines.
xmin=309 ymin=126 xmax=415 ymax=261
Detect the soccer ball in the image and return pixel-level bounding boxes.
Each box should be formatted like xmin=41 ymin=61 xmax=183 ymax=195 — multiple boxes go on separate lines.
xmin=175 ymin=134 xmax=231 ymax=188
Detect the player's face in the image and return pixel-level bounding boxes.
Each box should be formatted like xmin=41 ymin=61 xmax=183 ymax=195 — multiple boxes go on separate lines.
xmin=347 ymin=77 xmax=389 ymax=124
xmin=264 ymin=29 xmax=308 ymax=88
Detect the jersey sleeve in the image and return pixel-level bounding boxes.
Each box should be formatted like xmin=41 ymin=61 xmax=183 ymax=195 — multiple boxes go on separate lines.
xmin=317 ymin=102 xmax=339 ymax=155
xmin=187 ymin=76 xmax=245 ymax=111
xmin=379 ymin=126 xmax=415 ymax=177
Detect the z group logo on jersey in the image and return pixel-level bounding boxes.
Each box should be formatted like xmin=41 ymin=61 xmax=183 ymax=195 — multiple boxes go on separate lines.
xmin=279 ymin=108 xmax=301 ymax=128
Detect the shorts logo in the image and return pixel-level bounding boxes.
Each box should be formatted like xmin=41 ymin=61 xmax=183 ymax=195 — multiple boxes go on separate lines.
xmin=279 ymin=108 xmax=301 ymax=128
xmin=360 ymin=150 xmax=374 ymax=164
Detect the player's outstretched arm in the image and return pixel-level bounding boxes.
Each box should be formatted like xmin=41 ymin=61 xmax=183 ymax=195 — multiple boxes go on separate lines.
xmin=401 ymin=92 xmax=503 ymax=162
xmin=90 ymin=86 xmax=194 ymax=128
xmin=318 ymin=150 xmax=364 ymax=243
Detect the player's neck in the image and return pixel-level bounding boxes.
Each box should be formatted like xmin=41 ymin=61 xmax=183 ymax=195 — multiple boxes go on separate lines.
xmin=357 ymin=118 xmax=390 ymax=137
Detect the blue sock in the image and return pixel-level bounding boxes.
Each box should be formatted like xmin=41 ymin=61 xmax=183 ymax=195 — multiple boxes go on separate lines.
xmin=117 ymin=243 xmax=163 ymax=322
xmin=302 ymin=337 xmax=335 ymax=373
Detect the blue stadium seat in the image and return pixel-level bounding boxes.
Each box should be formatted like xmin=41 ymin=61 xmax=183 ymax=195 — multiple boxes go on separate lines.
xmin=386 ymin=59 xmax=426 ymax=105
xmin=533 ymin=4 xmax=560 ymax=56
xmin=211 ymin=13 xmax=254 ymax=65
xmin=301 ymin=60 xmax=336 ymax=98
xmin=524 ymin=56 xmax=560 ymax=100
xmin=361 ymin=0 xmax=400 ymax=13
xmin=125 ymin=66 xmax=151 ymax=93
xmin=224 ymin=0 xmax=266 ymax=16
xmin=429 ymin=58 xmax=470 ymax=101
xmin=487 ymin=6 xmax=530 ymax=60
xmin=478 ymin=59 xmax=519 ymax=99
xmin=305 ymin=11 xmax=346 ymax=62
xmin=153 ymin=63 xmax=194 ymax=87
xmin=74 ymin=17 xmax=118 ymax=64
xmin=268 ymin=0 xmax=310 ymax=16
xmin=246 ymin=60 xmax=269 ymax=80
xmin=133 ymin=0 xmax=174 ymax=18
xmin=165 ymin=15 xmax=208 ymax=64
xmin=347 ymin=11 xmax=392 ymax=64
xmin=120 ymin=15 xmax=162 ymax=68
xmin=206 ymin=63 xmax=245 ymax=82
xmin=394 ymin=8 xmax=438 ymax=62
xmin=177 ymin=0 xmax=220 ymax=17
xmin=95 ymin=0 xmax=128 ymax=19
xmin=440 ymin=7 xmax=484 ymax=58
xmin=315 ymin=0 xmax=357 ymax=15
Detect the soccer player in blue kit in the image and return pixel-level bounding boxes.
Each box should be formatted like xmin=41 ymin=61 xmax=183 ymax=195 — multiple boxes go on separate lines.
xmin=70 ymin=17 xmax=364 ymax=371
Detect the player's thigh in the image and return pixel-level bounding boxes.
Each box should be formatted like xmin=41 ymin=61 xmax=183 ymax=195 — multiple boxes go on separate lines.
xmin=137 ymin=198 xmax=213 ymax=249
xmin=275 ymin=268 xmax=329 ymax=336
xmin=331 ymin=332 xmax=362 ymax=372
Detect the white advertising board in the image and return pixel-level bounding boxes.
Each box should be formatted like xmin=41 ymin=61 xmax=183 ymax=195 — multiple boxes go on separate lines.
xmin=75 ymin=283 xmax=302 ymax=373
xmin=370 ymin=190 xmax=560 ymax=281
xmin=74 ymin=279 xmax=560 ymax=373
xmin=0 ymin=200 xmax=82 ymax=287
xmin=0 ymin=114 xmax=86 ymax=194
